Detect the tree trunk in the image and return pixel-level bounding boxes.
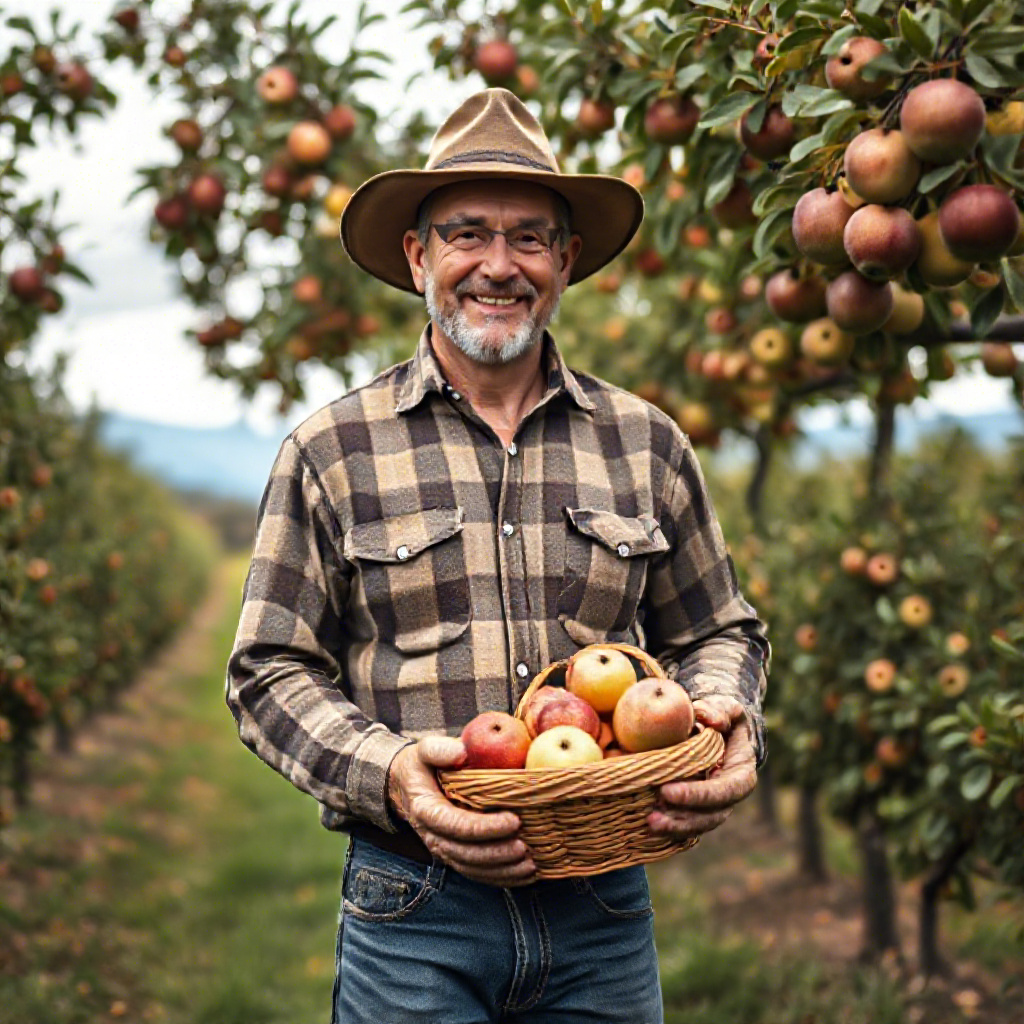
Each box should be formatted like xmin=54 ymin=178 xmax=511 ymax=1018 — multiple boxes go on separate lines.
xmin=12 ymin=739 xmax=32 ymax=809
xmin=755 ymin=759 xmax=780 ymax=833
xmin=744 ymin=424 xmax=773 ymax=533
xmin=797 ymin=783 xmax=828 ymax=881
xmin=54 ymin=712 xmax=74 ymax=754
xmin=856 ymin=809 xmax=902 ymax=962
xmin=868 ymin=398 xmax=896 ymax=504
xmin=919 ymin=839 xmax=971 ymax=978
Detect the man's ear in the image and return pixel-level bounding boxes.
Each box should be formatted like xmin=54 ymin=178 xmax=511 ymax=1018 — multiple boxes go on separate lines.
xmin=403 ymin=229 xmax=427 ymax=294
xmin=559 ymin=233 xmax=583 ymax=287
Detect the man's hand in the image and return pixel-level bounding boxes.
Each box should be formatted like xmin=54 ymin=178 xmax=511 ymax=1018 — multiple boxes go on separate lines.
xmin=647 ymin=696 xmax=758 ymax=840
xmin=388 ymin=736 xmax=537 ymax=887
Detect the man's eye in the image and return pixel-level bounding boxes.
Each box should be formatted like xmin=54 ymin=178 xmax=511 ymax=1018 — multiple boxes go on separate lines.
xmin=456 ymin=228 xmax=486 ymax=241
xmin=512 ymin=232 xmax=543 ymax=246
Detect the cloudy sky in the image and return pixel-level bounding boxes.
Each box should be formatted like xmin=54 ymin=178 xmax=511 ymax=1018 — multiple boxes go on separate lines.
xmin=6 ymin=0 xmax=1018 ymax=438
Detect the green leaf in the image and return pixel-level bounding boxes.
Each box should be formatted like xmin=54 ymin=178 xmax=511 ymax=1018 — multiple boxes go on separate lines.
xmin=694 ymin=0 xmax=733 ymax=11
xmin=697 ymin=91 xmax=760 ymax=129
xmin=917 ymin=162 xmax=964 ymax=193
xmin=788 ymin=130 xmax=828 ymax=164
xmin=1002 ymin=257 xmax=1024 ymax=314
xmin=964 ymin=52 xmax=1007 ymax=89
xmin=752 ymin=182 xmax=804 ymax=217
xmin=989 ymin=773 xmax=1022 ymax=809
xmin=704 ymin=150 xmax=741 ymax=208
xmin=775 ymin=25 xmax=827 ymax=56
xmin=960 ymin=763 xmax=993 ymax=801
xmin=969 ymin=281 xmax=1006 ymax=338
xmin=673 ymin=63 xmax=706 ymax=92
xmin=753 ymin=208 xmax=793 ymax=260
xmin=991 ymin=633 xmax=1024 ymax=661
xmin=799 ymin=90 xmax=855 ymax=118
xmin=899 ymin=7 xmax=935 ymax=59
xmin=821 ymin=25 xmax=858 ymax=56
xmin=962 ymin=0 xmax=995 ymax=28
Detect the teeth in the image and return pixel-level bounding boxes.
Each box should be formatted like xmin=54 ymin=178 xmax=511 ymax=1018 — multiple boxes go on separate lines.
xmin=475 ymin=296 xmax=518 ymax=305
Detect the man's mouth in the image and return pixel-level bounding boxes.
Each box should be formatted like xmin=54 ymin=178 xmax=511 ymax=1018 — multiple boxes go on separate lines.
xmin=473 ymin=295 xmax=521 ymax=306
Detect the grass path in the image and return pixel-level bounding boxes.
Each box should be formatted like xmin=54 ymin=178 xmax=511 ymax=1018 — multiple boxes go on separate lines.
xmin=2 ymin=553 xmax=1021 ymax=1023
xmin=1 ymin=554 xmax=346 ymax=1022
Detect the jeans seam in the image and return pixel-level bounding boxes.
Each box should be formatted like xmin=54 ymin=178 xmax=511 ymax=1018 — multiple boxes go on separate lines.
xmin=582 ymin=879 xmax=655 ymax=919
xmin=501 ymin=888 xmax=528 ymax=1015
xmin=513 ymin=891 xmax=552 ymax=1013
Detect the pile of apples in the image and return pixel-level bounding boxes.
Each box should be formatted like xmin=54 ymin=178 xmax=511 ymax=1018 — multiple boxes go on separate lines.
xmin=457 ymin=646 xmax=695 ymax=771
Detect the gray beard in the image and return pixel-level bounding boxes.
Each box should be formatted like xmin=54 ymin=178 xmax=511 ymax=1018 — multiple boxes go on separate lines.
xmin=424 ymin=271 xmax=559 ymax=366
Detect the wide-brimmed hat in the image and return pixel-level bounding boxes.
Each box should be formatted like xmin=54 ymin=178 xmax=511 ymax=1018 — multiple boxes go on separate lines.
xmin=340 ymin=88 xmax=644 ymax=293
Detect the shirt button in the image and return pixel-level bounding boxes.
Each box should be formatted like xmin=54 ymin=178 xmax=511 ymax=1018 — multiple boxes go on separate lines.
xmin=515 ymin=662 xmax=529 ymax=679
xmin=617 ymin=543 xmax=630 ymax=557
xmin=502 ymin=522 xmax=515 ymax=537
xmin=507 ymin=442 xmax=518 ymax=456
xmin=396 ymin=545 xmax=410 ymax=560
xmin=450 ymin=391 xmax=462 ymax=401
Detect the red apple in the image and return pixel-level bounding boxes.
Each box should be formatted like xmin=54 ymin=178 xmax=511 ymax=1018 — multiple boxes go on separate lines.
xmin=461 ymin=711 xmax=531 ymax=769
xmin=612 ymin=678 xmax=694 ymax=753
xmin=257 ymin=66 xmax=300 ymax=104
xmin=188 ymin=174 xmax=226 ymax=217
xmin=534 ymin=691 xmax=601 ymax=741
xmin=521 ymin=686 xmax=573 ymax=738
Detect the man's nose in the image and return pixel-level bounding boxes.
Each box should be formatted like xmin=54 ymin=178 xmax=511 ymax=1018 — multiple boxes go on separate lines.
xmin=479 ymin=233 xmax=517 ymax=278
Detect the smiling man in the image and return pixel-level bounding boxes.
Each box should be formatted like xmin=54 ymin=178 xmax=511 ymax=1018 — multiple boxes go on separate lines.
xmin=227 ymin=89 xmax=770 ymax=1024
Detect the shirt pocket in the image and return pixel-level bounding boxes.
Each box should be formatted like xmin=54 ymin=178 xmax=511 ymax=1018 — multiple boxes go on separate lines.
xmin=558 ymin=508 xmax=670 ymax=646
xmin=343 ymin=507 xmax=472 ymax=654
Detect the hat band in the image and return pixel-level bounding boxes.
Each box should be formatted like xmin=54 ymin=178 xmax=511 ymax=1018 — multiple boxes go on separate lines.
xmin=430 ymin=149 xmax=557 ymax=173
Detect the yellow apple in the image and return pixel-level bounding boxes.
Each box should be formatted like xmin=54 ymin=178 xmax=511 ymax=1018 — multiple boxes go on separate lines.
xmin=565 ymin=647 xmax=638 ymax=714
xmin=525 ymin=725 xmax=604 ymax=769
xmin=611 ymin=678 xmax=694 ymax=753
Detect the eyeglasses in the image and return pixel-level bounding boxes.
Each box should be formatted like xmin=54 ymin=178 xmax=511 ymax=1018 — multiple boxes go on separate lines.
xmin=430 ymin=221 xmax=562 ymax=256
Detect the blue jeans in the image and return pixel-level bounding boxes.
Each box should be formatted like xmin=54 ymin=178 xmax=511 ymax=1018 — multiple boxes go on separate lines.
xmin=332 ymin=838 xmax=664 ymax=1023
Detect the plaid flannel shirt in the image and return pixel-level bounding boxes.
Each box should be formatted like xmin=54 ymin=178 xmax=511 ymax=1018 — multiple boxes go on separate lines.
xmin=226 ymin=326 xmax=770 ymax=834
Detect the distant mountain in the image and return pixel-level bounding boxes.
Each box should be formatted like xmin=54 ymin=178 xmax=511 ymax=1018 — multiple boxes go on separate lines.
xmin=98 ymin=413 xmax=284 ymax=505
xmin=96 ymin=405 xmax=1024 ymax=505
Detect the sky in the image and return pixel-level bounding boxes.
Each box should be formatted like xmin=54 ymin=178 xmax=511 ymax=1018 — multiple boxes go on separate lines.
xmin=4 ymin=0 xmax=1020 ymax=438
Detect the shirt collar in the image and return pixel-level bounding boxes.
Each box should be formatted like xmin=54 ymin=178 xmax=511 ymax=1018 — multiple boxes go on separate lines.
xmin=395 ymin=324 xmax=595 ymax=415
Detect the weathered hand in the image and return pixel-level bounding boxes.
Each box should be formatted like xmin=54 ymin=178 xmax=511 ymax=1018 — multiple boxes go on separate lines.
xmin=648 ymin=698 xmax=757 ymax=841
xmin=388 ymin=736 xmax=537 ymax=887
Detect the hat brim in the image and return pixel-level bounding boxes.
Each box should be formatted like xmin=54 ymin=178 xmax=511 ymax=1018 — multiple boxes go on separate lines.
xmin=339 ymin=166 xmax=644 ymax=294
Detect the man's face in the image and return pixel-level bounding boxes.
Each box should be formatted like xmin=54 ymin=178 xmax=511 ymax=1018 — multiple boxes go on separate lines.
xmin=404 ymin=180 xmax=581 ymax=366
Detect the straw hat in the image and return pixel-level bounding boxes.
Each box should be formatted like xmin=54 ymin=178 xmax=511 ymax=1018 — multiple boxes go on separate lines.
xmin=340 ymin=88 xmax=644 ymax=294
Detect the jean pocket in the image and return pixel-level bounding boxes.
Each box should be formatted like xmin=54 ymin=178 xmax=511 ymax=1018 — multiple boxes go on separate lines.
xmin=342 ymin=842 xmax=440 ymax=922
xmin=579 ymin=866 xmax=654 ymax=919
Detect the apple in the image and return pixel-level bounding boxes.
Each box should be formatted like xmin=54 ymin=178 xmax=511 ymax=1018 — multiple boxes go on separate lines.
xmin=525 ymin=725 xmax=604 ymax=769
xmin=882 ymin=285 xmax=926 ymax=335
xmin=980 ymin=343 xmax=1018 ymax=378
xmin=2 ymin=73 xmax=24 ymax=96
xmin=56 ymin=62 xmax=93 ymax=101
xmin=597 ymin=720 xmax=615 ymax=750
xmin=188 ymin=174 xmax=226 ymax=217
xmin=914 ymin=211 xmax=974 ymax=288
xmin=8 ymin=266 xmax=46 ymax=302
xmin=113 ymin=7 xmax=140 ymax=33
xmin=800 ymin=318 xmax=854 ymax=365
xmin=324 ymin=104 xmax=357 ymax=140
xmin=461 ymin=711 xmax=531 ymax=769
xmin=292 ymin=275 xmax=322 ymax=304
xmin=565 ymin=647 xmax=638 ymax=714
xmin=794 ymin=624 xmax=818 ymax=651
xmin=864 ymin=658 xmax=897 ymax=693
xmin=644 ymin=94 xmax=701 ymax=145
xmin=739 ymin=105 xmax=794 ymax=161
xmin=825 ymin=37 xmax=890 ymax=100
xmin=577 ymin=98 xmax=616 ymax=137
xmin=937 ymin=664 xmax=969 ymax=698
xmin=711 ymin=180 xmax=757 ymax=228
xmin=840 ymin=546 xmax=868 ymax=575
xmin=792 ymin=188 xmax=856 ymax=266
xmin=515 ymin=65 xmax=540 ymax=97
xmin=875 ymin=736 xmax=909 ymax=768
xmin=473 ymin=40 xmax=518 ymax=85
xmin=749 ymin=327 xmax=793 ymax=368
xmin=843 ymin=128 xmax=920 ymax=204
xmin=535 ymin=691 xmax=601 ymax=741
xmin=262 ymin=164 xmax=293 ymax=198
xmin=258 ymin=66 xmax=300 ymax=104
xmin=163 ymin=45 xmax=187 ymax=68
xmin=865 ymin=552 xmax=899 ymax=585
xmin=521 ymin=686 xmax=574 ymax=738
xmin=635 ymin=248 xmax=666 ymax=277
xmin=825 ymin=271 xmax=893 ymax=334
xmin=288 ymin=121 xmax=332 ymax=165
xmin=612 ymin=678 xmax=694 ymax=753
xmin=900 ymin=79 xmax=985 ymax=164
xmin=752 ymin=33 xmax=779 ymax=70
xmin=765 ymin=269 xmax=828 ymax=322
xmin=843 ymin=205 xmax=921 ymax=281
xmin=898 ymin=594 xmax=933 ymax=628
xmin=945 ymin=632 xmax=971 ymax=657
xmin=170 ymin=118 xmax=203 ymax=153
xmin=938 ymin=185 xmax=1021 ymax=262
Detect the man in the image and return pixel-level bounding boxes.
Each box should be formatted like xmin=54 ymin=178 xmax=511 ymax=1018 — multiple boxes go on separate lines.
xmin=227 ymin=89 xmax=769 ymax=1023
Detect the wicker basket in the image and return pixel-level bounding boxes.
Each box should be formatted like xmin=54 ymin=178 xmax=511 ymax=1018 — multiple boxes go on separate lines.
xmin=439 ymin=643 xmax=725 ymax=879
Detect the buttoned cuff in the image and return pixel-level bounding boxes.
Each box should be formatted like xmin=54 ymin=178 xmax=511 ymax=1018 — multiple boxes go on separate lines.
xmin=346 ymin=729 xmax=417 ymax=833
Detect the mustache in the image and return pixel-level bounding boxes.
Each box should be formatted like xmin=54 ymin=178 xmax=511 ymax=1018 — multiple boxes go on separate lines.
xmin=455 ymin=280 xmax=537 ymax=300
